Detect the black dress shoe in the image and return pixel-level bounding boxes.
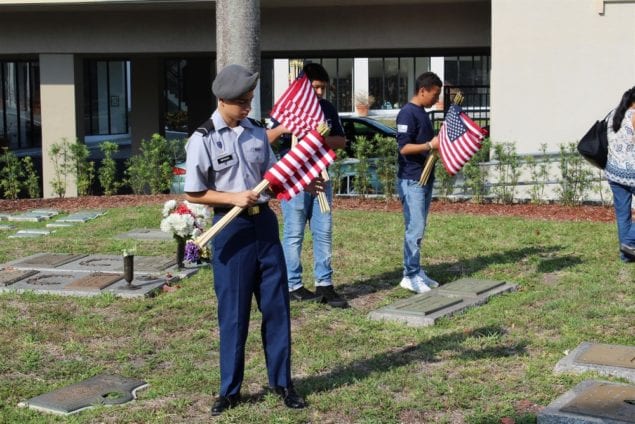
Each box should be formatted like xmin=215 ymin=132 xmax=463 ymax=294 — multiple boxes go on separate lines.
xmin=273 ymin=386 xmax=306 ymax=409
xmin=316 ymin=285 xmax=349 ymax=308
xmin=620 ymin=243 xmax=635 ymax=260
xmin=289 ymin=286 xmax=321 ymax=302
xmin=211 ymin=394 xmax=240 ymax=416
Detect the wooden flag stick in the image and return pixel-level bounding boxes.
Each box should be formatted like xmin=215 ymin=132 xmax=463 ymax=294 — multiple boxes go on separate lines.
xmin=418 ymin=150 xmax=438 ymax=186
xmin=193 ymin=179 xmax=270 ymax=248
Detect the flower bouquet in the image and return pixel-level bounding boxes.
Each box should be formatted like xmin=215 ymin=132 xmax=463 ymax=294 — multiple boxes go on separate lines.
xmin=160 ymin=200 xmax=210 ymax=265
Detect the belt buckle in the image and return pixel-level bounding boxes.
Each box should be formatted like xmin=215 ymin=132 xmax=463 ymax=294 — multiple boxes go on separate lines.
xmin=247 ymin=205 xmax=260 ymax=216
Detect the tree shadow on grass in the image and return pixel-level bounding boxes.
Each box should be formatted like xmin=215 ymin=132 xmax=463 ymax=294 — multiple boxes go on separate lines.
xmin=295 ymin=325 xmax=527 ymax=396
xmin=339 ymin=245 xmax=579 ymax=301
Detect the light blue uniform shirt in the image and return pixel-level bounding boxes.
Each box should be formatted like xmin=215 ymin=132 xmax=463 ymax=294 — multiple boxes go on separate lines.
xmin=184 ymin=110 xmax=276 ymax=202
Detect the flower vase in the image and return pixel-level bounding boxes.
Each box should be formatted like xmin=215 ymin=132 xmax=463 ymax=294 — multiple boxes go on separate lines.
xmin=176 ymin=237 xmax=186 ymax=269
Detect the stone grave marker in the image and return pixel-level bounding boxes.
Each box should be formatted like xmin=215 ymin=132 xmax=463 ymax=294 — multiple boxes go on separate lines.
xmin=0 ymin=224 xmax=15 ymax=231
xmin=9 ymin=229 xmax=54 ymax=239
xmin=57 ymin=254 xmax=177 ymax=274
xmin=64 ymin=273 xmax=123 ymax=291
xmin=10 ymin=253 xmax=88 ymax=270
xmin=31 ymin=209 xmax=60 ymax=218
xmin=18 ymin=374 xmax=148 ymax=415
xmin=46 ymin=222 xmax=75 ymax=228
xmin=55 ymin=210 xmax=106 ymax=223
xmin=5 ymin=271 xmax=90 ymax=295
xmin=115 ymin=228 xmax=172 ymax=241
xmin=368 ymin=278 xmax=517 ymax=327
xmin=0 ymin=269 xmax=38 ymax=287
xmin=538 ymin=379 xmax=635 ymax=423
xmin=7 ymin=211 xmax=56 ymax=222
xmin=0 ymin=213 xmax=11 ymax=221
xmin=554 ymin=342 xmax=635 ymax=383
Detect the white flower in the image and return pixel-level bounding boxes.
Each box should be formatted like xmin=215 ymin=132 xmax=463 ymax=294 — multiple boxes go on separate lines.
xmin=162 ymin=199 xmax=177 ymax=217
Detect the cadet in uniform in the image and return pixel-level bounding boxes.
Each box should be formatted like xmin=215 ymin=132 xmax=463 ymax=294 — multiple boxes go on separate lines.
xmin=183 ymin=64 xmax=305 ymax=416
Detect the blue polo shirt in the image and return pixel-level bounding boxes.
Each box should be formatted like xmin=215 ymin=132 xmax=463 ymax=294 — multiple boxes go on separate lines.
xmin=272 ymin=98 xmax=345 ymax=155
xmin=396 ymin=102 xmax=435 ymax=180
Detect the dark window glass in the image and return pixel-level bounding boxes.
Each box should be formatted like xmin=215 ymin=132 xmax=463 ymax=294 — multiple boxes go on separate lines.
xmin=0 ymin=60 xmax=40 ymax=150
xmin=84 ymin=59 xmax=129 ymax=136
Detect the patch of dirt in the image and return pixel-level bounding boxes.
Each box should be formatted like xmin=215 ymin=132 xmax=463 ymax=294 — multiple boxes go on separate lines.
xmin=0 ymin=194 xmax=617 ymax=223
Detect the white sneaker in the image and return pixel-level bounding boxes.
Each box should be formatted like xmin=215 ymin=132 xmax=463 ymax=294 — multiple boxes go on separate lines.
xmin=399 ymin=275 xmax=431 ymax=293
xmin=417 ymin=270 xmax=439 ymax=288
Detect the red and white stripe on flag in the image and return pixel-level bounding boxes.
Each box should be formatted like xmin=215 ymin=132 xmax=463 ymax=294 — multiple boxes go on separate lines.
xmin=438 ymin=105 xmax=486 ymax=176
xmin=270 ymin=73 xmax=324 ymax=140
xmin=264 ymin=129 xmax=336 ymax=201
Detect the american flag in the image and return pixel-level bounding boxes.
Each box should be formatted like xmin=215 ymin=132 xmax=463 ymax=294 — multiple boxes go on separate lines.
xmin=264 ymin=128 xmax=336 ymax=200
xmin=270 ymin=73 xmax=324 ymax=139
xmin=438 ymin=104 xmax=487 ymax=175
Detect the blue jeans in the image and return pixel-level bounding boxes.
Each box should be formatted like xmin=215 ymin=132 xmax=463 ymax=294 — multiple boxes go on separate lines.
xmin=398 ymin=177 xmax=434 ymax=277
xmin=609 ymin=180 xmax=635 ymax=260
xmin=281 ymin=183 xmax=333 ymax=290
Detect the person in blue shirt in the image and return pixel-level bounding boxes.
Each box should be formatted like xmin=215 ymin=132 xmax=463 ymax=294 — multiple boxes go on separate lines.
xmin=267 ymin=63 xmax=349 ymax=308
xmin=396 ymin=72 xmax=443 ymax=293
xmin=183 ymin=64 xmax=305 ymax=416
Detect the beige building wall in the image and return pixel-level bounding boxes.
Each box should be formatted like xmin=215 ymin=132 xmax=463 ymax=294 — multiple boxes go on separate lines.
xmin=39 ymin=54 xmax=78 ymax=198
xmin=491 ymin=0 xmax=635 ymax=154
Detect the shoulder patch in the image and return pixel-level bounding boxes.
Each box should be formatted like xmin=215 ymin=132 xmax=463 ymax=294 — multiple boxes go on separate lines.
xmin=397 ymin=124 xmax=409 ymax=133
xmin=195 ymin=119 xmax=215 ymax=136
xmin=248 ymin=117 xmax=265 ymax=128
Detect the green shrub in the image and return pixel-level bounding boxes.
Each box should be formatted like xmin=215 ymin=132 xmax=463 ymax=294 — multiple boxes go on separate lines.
xmin=353 ymin=136 xmax=372 ymax=198
xmin=125 ymin=133 xmax=175 ymax=195
xmin=48 ymin=139 xmax=73 ymax=198
xmin=329 ymin=148 xmax=348 ymax=195
xmin=462 ymin=138 xmax=491 ymax=203
xmin=98 ymin=141 xmax=121 ymax=196
xmin=434 ymin=160 xmax=456 ymax=200
xmin=557 ymin=142 xmax=593 ymax=206
xmin=373 ymin=134 xmax=397 ymax=200
xmin=526 ymin=143 xmax=549 ymax=204
xmin=22 ymin=156 xmax=40 ymax=199
xmin=0 ymin=147 xmax=23 ymax=199
xmin=492 ymin=142 xmax=520 ymax=204
xmin=69 ymin=141 xmax=94 ymax=196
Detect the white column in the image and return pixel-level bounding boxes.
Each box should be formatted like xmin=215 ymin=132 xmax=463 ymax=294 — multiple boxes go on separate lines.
xmin=353 ymin=58 xmax=369 ymax=110
xmin=273 ymin=58 xmax=290 ymax=102
xmin=39 ymin=54 xmax=78 ymax=198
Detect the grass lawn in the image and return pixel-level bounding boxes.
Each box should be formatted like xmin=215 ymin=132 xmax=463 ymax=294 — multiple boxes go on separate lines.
xmin=0 ymin=203 xmax=633 ymax=423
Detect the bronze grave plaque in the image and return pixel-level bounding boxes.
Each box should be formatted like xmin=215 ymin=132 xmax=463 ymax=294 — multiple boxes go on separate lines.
xmin=439 ymin=278 xmax=506 ymax=296
xmin=133 ymin=255 xmax=177 ymax=272
xmin=560 ymin=381 xmax=635 ymax=422
xmin=576 ymin=344 xmax=635 ymax=369
xmin=24 ymin=273 xmax=76 ymax=286
xmin=0 ymin=269 xmax=38 ymax=287
xmin=17 ymin=253 xmax=87 ymax=268
xmin=64 ymin=273 xmax=123 ymax=291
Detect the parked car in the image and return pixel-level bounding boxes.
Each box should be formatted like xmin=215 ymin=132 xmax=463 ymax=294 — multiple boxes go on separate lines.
xmin=340 ymin=116 xmax=396 ymax=156
xmin=171 ymin=162 xmax=186 ymax=194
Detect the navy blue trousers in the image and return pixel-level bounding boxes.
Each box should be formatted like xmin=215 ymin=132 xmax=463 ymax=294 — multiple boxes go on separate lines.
xmin=211 ymin=205 xmax=291 ymax=397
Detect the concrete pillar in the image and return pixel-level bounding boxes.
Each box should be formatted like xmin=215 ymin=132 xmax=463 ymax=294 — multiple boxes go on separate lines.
xmin=216 ymin=0 xmax=261 ymax=118
xmin=39 ymin=54 xmax=78 ymax=199
xmin=130 ymin=57 xmax=162 ymax=152
xmin=273 ymin=58 xmax=290 ymax=101
xmin=353 ymin=58 xmax=369 ymax=107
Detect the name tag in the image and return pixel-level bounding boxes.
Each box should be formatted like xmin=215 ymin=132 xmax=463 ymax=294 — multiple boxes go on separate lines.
xmin=217 ymin=154 xmax=234 ymax=164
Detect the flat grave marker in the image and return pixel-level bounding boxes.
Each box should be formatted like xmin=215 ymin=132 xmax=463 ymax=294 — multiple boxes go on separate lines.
xmin=0 ymin=269 xmax=38 ymax=287
xmin=18 ymin=374 xmax=148 ymax=415
xmin=115 ymin=228 xmax=172 ymax=241
xmin=11 ymin=253 xmax=88 ymax=269
xmin=64 ymin=273 xmax=123 ymax=291
xmin=55 ymin=210 xmax=106 ymax=223
xmin=538 ymin=379 xmax=635 ymax=423
xmin=555 ymin=342 xmax=635 ymax=383
xmin=368 ymin=278 xmax=517 ymax=327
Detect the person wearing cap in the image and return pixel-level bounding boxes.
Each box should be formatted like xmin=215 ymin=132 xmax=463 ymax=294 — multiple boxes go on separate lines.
xmin=183 ymin=64 xmax=305 ymax=415
xmin=267 ymin=63 xmax=349 ymax=308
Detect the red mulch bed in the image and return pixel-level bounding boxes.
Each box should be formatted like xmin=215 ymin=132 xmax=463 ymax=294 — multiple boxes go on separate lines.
xmin=0 ymin=194 xmax=616 ymax=223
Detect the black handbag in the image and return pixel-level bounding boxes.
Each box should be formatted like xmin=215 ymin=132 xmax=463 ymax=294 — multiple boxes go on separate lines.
xmin=577 ymin=112 xmax=611 ymax=169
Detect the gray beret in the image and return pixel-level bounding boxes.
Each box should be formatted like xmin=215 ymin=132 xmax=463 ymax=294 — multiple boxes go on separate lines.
xmin=212 ymin=64 xmax=259 ymax=100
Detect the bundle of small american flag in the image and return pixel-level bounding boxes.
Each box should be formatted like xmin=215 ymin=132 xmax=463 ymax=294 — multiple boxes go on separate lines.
xmin=438 ymin=104 xmax=487 ymax=175
xmin=193 ymin=72 xmax=334 ymax=247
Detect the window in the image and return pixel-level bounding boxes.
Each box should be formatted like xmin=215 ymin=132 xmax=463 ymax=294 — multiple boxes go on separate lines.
xmin=368 ymin=57 xmax=432 ymax=110
xmin=0 ymin=60 xmax=40 ymax=150
xmin=84 ymin=60 xmax=129 ymax=136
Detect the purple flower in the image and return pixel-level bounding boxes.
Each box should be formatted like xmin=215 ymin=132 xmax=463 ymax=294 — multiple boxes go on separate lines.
xmin=184 ymin=240 xmax=200 ymax=262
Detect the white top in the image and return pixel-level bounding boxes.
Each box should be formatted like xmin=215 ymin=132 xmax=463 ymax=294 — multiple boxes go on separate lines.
xmin=605 ymin=108 xmax=635 ymax=187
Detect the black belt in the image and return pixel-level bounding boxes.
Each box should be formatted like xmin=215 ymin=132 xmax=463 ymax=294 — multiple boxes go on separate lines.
xmin=213 ymin=203 xmax=268 ymax=217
